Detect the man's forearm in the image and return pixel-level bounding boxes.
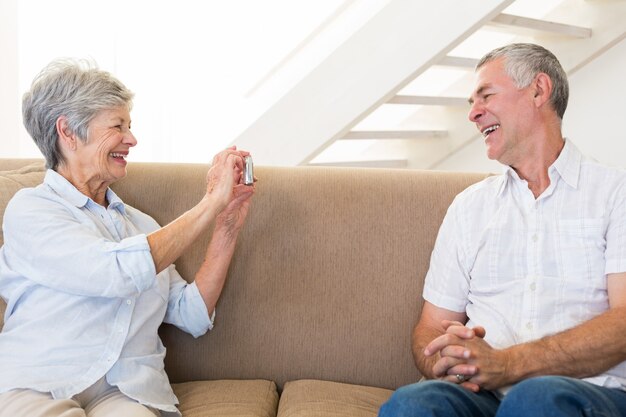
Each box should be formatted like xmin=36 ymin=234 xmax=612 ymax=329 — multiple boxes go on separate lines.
xmin=505 ymin=306 xmax=626 ymax=383
xmin=412 ymin=323 xmax=444 ymax=379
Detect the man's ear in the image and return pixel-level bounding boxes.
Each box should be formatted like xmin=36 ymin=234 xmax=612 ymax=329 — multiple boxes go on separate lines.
xmin=56 ymin=116 xmax=77 ymax=151
xmin=532 ymin=73 xmax=553 ymax=109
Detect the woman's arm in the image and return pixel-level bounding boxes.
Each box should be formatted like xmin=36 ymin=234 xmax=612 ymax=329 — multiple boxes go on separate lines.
xmin=146 ymin=147 xmax=247 ymax=274
xmin=194 ymin=185 xmax=254 ymax=313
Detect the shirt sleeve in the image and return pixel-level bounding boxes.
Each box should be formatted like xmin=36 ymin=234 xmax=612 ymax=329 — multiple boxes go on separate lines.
xmin=3 ymin=189 xmax=156 ymax=298
xmin=162 ymin=266 xmax=212 ymax=338
xmin=422 ymin=196 xmax=472 ymax=312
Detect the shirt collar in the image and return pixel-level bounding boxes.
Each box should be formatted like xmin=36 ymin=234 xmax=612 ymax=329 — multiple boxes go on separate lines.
xmin=551 ymin=138 xmax=581 ymax=189
xmin=44 ymin=169 xmax=126 ymax=213
xmin=496 ymin=138 xmax=581 ymax=197
xmin=497 ymin=165 xmax=518 ymax=197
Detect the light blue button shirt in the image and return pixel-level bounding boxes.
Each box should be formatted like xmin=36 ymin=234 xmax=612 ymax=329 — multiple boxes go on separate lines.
xmin=0 ymin=170 xmax=212 ymax=414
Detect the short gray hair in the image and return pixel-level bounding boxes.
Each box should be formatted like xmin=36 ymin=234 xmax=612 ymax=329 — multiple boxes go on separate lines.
xmin=476 ymin=43 xmax=569 ymax=119
xmin=22 ymin=59 xmax=134 ymax=169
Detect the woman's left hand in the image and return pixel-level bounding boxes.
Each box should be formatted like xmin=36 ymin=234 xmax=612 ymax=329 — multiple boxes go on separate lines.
xmin=215 ymin=183 xmax=255 ymax=235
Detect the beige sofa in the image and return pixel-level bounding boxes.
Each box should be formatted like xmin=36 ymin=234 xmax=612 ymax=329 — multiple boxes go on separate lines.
xmin=0 ymin=158 xmax=489 ymax=417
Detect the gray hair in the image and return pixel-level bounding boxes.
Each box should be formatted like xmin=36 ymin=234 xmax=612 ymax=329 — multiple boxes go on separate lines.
xmin=476 ymin=43 xmax=569 ymax=119
xmin=22 ymin=59 xmax=134 ymax=169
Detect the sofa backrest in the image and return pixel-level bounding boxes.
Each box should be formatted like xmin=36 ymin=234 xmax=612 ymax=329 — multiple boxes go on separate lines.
xmin=0 ymin=159 xmax=489 ymax=390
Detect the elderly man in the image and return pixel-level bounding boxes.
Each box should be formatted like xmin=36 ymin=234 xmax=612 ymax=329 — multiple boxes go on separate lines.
xmin=379 ymin=43 xmax=626 ymax=416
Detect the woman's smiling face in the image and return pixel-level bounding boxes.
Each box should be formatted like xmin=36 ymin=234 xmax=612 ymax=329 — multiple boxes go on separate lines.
xmin=74 ymin=105 xmax=137 ymax=187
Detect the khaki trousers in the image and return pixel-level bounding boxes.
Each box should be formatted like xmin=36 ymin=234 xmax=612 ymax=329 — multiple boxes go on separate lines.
xmin=0 ymin=378 xmax=161 ymax=417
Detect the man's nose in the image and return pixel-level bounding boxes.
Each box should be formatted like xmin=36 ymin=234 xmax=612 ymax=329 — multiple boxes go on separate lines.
xmin=468 ymin=102 xmax=483 ymax=123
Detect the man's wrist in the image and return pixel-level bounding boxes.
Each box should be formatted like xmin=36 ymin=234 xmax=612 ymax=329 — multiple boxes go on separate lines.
xmin=500 ymin=344 xmax=531 ymax=386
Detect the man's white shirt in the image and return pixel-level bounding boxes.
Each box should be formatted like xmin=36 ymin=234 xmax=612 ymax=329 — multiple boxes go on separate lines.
xmin=424 ymin=139 xmax=626 ymax=391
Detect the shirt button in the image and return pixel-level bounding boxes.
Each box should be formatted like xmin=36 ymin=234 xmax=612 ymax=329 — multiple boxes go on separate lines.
xmin=126 ymin=299 xmax=132 ymax=305
xmin=118 ymin=327 xmax=124 ymax=333
xmin=531 ymin=234 xmax=538 ymax=242
xmin=530 ymin=282 xmax=536 ymax=291
xmin=526 ymin=322 xmax=533 ymax=330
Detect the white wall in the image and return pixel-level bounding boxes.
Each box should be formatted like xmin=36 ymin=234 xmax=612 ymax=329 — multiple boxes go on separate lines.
xmin=0 ymin=0 xmax=346 ymax=163
xmin=564 ymin=37 xmax=626 ymax=169
xmin=0 ymin=0 xmax=22 ymax=157
xmin=434 ymin=37 xmax=626 ymax=173
xmin=3 ymin=1 xmax=625 ymax=170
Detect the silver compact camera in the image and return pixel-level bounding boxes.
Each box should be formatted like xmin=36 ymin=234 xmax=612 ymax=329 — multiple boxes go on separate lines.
xmin=243 ymin=156 xmax=254 ymax=185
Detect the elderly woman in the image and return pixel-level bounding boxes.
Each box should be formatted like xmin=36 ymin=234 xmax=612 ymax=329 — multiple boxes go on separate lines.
xmin=0 ymin=60 xmax=255 ymax=417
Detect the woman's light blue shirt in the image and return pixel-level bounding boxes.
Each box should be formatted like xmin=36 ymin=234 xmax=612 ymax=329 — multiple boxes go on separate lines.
xmin=0 ymin=169 xmax=212 ymax=414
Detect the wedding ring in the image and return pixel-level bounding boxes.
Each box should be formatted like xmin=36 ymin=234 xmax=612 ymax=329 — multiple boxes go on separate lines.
xmin=455 ymin=374 xmax=467 ymax=382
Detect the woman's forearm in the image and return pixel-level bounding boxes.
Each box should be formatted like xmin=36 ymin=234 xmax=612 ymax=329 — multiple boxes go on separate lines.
xmin=147 ymin=196 xmax=219 ymax=274
xmin=193 ymin=226 xmax=240 ymax=313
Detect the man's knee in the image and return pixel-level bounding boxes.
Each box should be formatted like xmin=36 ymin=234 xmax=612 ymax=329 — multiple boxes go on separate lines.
xmin=499 ymin=376 xmax=585 ymax=417
xmin=505 ymin=376 xmax=576 ymax=399
xmin=379 ymin=381 xmax=469 ymax=417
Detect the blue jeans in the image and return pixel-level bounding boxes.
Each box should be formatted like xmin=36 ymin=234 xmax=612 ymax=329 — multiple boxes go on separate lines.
xmin=378 ymin=376 xmax=626 ymax=417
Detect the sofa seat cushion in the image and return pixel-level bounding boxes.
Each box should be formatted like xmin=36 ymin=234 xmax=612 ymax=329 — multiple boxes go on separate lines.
xmin=276 ymin=379 xmax=392 ymax=417
xmin=172 ymin=379 xmax=279 ymax=417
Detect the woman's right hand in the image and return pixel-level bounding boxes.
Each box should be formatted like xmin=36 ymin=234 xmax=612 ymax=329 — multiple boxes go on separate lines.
xmin=146 ymin=146 xmax=251 ymax=274
xmin=205 ymin=146 xmax=248 ymax=212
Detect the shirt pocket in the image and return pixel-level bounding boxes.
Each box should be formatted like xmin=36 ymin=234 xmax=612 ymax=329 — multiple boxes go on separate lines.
xmin=556 ymin=218 xmax=606 ymax=281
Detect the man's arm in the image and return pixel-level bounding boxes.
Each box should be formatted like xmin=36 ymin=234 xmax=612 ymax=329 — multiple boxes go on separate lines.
xmin=413 ymin=302 xmax=471 ymax=378
xmin=426 ymin=272 xmax=626 ymax=391
xmin=502 ymin=272 xmax=626 ymax=384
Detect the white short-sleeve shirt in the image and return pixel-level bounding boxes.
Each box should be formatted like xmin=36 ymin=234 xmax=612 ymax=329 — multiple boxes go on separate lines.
xmin=424 ymin=139 xmax=626 ymax=390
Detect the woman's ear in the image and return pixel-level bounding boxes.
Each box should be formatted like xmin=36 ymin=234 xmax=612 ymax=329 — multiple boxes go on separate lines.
xmin=56 ymin=116 xmax=77 ymax=151
xmin=532 ymin=72 xmax=553 ymax=109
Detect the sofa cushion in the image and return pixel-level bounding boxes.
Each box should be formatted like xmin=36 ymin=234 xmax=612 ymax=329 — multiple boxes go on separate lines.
xmin=276 ymin=379 xmax=392 ymax=417
xmin=172 ymin=379 xmax=279 ymax=417
xmin=0 ymin=161 xmax=46 ymax=245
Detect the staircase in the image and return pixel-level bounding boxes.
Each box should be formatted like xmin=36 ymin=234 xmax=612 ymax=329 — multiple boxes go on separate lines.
xmin=232 ymin=0 xmax=626 ymax=169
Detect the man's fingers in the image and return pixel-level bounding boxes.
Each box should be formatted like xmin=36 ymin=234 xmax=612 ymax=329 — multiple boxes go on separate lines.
xmin=441 ymin=319 xmax=465 ymax=329
xmin=445 ymin=325 xmax=474 ymax=339
xmin=424 ymin=333 xmax=461 ymax=356
xmin=460 ymin=381 xmax=481 ymax=392
xmin=432 ymin=355 xmax=464 ymax=378
xmin=446 ymin=363 xmax=477 ymax=378
xmin=440 ymin=344 xmax=470 ymax=360
xmin=441 ymin=320 xmax=486 ymax=340
xmin=473 ymin=326 xmax=487 ymax=338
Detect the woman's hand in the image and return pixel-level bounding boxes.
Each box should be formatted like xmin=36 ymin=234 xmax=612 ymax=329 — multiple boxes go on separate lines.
xmin=194 ymin=154 xmax=255 ymax=313
xmin=215 ymin=184 xmax=255 ymax=236
xmin=205 ymin=146 xmax=249 ymax=212
xmin=146 ymin=147 xmax=254 ymax=275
